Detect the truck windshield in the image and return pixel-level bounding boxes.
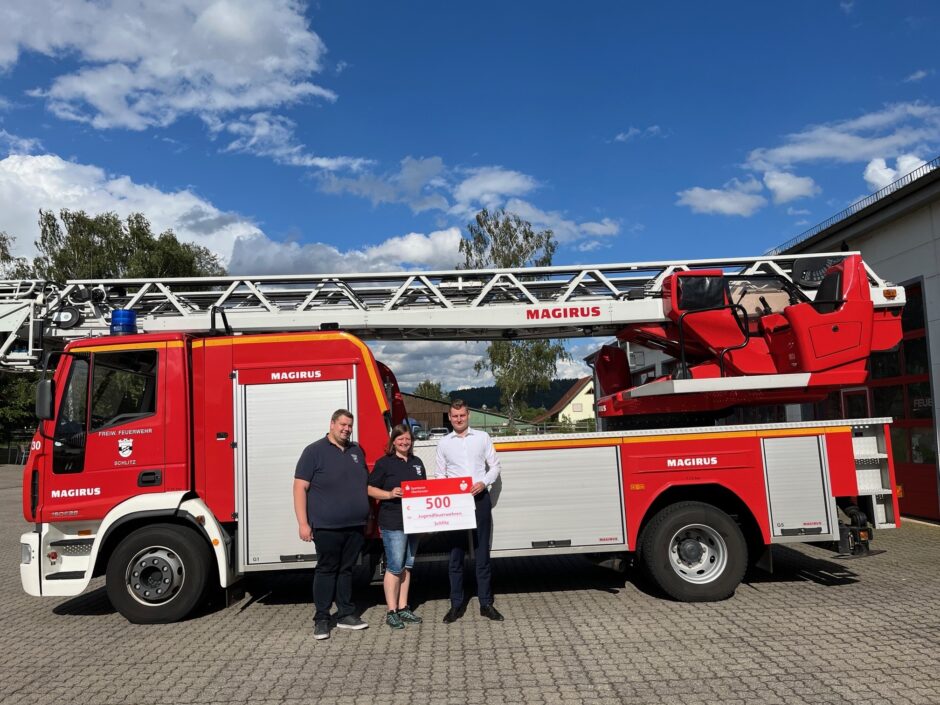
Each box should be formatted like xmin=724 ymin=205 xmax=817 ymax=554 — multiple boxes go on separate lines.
xmin=53 ymin=356 xmax=90 ymax=474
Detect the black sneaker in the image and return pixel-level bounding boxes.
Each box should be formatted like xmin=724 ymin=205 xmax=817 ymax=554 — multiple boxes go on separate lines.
xmin=480 ymin=604 xmax=504 ymax=621
xmin=336 ymin=615 xmax=368 ymax=630
xmin=397 ymin=606 xmax=422 ymax=624
xmin=314 ymin=619 xmax=331 ymax=640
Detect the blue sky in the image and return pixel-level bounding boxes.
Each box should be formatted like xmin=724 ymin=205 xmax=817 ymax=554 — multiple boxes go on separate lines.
xmin=0 ymin=1 xmax=937 ymax=389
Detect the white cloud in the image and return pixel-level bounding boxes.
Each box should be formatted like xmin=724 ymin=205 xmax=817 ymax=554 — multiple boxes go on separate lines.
xmin=786 ymin=206 xmax=810 ymax=216
xmin=502 ymin=198 xmax=620 ymax=243
xmin=613 ymin=125 xmax=662 ymax=143
xmin=319 ymin=156 xmax=450 ymax=213
xmin=762 ymin=170 xmax=821 ymax=204
xmin=614 ymin=127 xmax=640 ymax=142
xmin=321 ymin=161 xmax=617 ymax=247
xmin=2 ymin=0 xmax=333 ymax=130
xmin=0 ymin=150 xmax=471 ymax=281
xmin=746 ymin=102 xmax=940 ymax=170
xmin=682 ymin=103 xmax=940 ymax=218
xmin=214 ymin=112 xmax=369 ymax=171
xmin=319 ymin=154 xmax=619 ymax=247
xmin=840 ymin=1 xmax=854 ymax=14
xmin=903 ymin=69 xmax=930 ymax=83
xmin=369 ymin=340 xmax=491 ymax=391
xmin=0 ymin=128 xmax=42 ymax=155
xmin=863 ymin=153 xmax=928 ymax=190
xmin=227 ymin=227 xmax=464 ymax=275
xmin=676 ymin=177 xmax=767 ymax=217
xmin=0 ymin=152 xmax=262 ymax=260
xmin=371 ymin=337 xmax=606 ymax=395
xmin=452 ymin=167 xmax=538 ymax=211
xmin=576 ymin=240 xmax=606 ymax=253
xmin=554 ymin=338 xmax=605 ymax=379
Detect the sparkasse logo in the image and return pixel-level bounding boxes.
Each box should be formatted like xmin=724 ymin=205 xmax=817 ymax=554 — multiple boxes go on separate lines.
xmin=50 ymin=488 xmax=102 ymax=498
xmin=271 ymin=370 xmax=323 ymax=381
xmin=666 ymin=457 xmax=718 ymax=468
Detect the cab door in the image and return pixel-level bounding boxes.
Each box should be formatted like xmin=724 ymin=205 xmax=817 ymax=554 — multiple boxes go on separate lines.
xmin=42 ymin=346 xmax=167 ymax=522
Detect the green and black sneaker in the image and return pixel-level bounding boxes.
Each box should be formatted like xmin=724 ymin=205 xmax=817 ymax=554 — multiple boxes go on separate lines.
xmin=386 ymin=610 xmax=405 ymax=630
xmin=397 ymin=606 xmax=422 ymax=624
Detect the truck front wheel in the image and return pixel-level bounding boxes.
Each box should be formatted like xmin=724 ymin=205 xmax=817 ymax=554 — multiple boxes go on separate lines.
xmin=105 ymin=524 xmax=212 ymax=623
xmin=639 ymin=501 xmax=747 ymax=602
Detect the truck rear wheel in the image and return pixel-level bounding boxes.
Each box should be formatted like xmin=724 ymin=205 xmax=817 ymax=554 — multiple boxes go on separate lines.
xmin=105 ymin=524 xmax=212 ymax=624
xmin=639 ymin=501 xmax=747 ymax=602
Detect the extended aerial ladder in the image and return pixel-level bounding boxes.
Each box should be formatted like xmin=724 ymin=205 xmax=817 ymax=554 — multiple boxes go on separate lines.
xmin=0 ymin=251 xmax=905 ymax=423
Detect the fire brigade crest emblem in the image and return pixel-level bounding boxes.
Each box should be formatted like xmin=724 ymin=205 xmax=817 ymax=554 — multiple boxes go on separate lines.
xmin=118 ymin=438 xmax=134 ymax=458
xmin=413 ymin=464 xmax=423 ymax=476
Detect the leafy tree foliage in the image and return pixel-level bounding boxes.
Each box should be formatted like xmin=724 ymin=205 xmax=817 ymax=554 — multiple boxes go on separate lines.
xmin=0 ymin=232 xmax=30 ymax=278
xmin=0 ymin=373 xmax=35 ymax=442
xmin=413 ymin=379 xmax=448 ymax=401
xmin=0 ymin=232 xmax=37 ymax=442
xmin=459 ymin=209 xmax=568 ymax=422
xmin=34 ymin=209 xmax=225 ymax=281
xmin=459 ymin=208 xmax=557 ymax=270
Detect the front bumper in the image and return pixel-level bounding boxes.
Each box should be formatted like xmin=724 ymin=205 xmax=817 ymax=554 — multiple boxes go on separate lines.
xmin=20 ymin=531 xmax=40 ymax=596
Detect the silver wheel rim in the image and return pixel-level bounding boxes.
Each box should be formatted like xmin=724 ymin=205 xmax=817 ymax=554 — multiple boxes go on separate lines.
xmin=125 ymin=545 xmax=185 ymax=606
xmin=667 ymin=523 xmax=728 ymax=584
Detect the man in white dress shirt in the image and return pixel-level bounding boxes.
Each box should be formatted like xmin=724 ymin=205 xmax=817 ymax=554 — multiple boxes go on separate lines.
xmin=435 ymin=399 xmax=504 ymax=623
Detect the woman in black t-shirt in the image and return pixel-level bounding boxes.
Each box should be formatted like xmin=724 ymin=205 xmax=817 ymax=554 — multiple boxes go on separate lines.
xmin=367 ymin=423 xmax=426 ymax=629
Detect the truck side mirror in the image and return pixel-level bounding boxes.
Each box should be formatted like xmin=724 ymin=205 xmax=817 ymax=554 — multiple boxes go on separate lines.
xmin=36 ymin=379 xmax=55 ymax=421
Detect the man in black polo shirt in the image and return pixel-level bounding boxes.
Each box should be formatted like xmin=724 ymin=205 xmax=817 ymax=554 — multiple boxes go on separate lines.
xmin=293 ymin=408 xmax=370 ymax=640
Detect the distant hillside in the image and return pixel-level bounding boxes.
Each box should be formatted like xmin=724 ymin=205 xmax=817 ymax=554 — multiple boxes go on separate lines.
xmin=449 ymin=378 xmax=581 ymax=413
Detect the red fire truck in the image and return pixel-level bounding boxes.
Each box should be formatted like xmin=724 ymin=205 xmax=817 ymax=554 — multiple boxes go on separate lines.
xmin=3 ymin=252 xmax=903 ymax=622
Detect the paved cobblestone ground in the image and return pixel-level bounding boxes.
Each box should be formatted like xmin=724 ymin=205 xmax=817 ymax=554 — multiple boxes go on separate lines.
xmin=2 ymin=466 xmax=939 ymax=705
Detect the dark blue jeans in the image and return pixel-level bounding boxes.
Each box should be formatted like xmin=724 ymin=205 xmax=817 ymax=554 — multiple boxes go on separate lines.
xmin=448 ymin=490 xmax=493 ymax=608
xmin=312 ymin=526 xmax=365 ymax=621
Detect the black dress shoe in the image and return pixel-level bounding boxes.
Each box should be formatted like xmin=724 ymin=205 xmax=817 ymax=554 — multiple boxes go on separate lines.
xmin=442 ymin=605 xmax=465 ymax=623
xmin=479 ymin=604 xmax=504 ymax=621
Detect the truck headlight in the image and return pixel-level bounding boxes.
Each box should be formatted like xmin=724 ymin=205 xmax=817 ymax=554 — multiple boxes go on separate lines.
xmin=21 ymin=543 xmax=32 ymax=564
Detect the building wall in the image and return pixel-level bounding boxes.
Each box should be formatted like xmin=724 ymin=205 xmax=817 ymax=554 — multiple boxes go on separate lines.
xmin=793 ymin=186 xmax=940 ymax=518
xmin=402 ymin=395 xmax=450 ymax=431
xmin=847 ymin=198 xmax=940 ymax=397
xmin=559 ymin=384 xmax=595 ymax=423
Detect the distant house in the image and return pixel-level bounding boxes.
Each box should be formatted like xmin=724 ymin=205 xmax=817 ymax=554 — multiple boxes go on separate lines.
xmin=401 ymin=393 xmax=534 ymax=434
xmin=532 ymin=377 xmax=594 ymax=424
xmin=401 ymin=393 xmax=452 ymax=432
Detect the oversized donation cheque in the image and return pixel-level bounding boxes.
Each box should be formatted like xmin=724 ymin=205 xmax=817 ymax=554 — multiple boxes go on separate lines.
xmin=402 ymin=477 xmax=477 ymax=534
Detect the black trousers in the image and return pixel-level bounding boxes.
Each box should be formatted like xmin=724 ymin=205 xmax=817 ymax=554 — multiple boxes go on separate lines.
xmin=312 ymin=526 xmax=365 ymax=621
xmin=448 ymin=490 xmax=493 ymax=609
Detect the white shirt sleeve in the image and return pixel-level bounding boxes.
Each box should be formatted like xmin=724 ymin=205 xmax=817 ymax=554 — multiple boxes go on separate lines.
xmin=435 ymin=438 xmax=447 ymax=478
xmin=482 ymin=434 xmax=501 ymax=486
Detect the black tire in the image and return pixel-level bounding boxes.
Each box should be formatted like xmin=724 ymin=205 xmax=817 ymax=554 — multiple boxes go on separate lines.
xmin=105 ymin=524 xmax=212 ymax=624
xmin=639 ymin=501 xmax=747 ymax=602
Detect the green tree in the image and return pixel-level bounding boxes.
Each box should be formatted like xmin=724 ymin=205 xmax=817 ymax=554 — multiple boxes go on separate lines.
xmin=0 ymin=232 xmax=30 ymax=278
xmin=459 ymin=209 xmax=569 ymax=422
xmin=413 ymin=379 xmax=448 ymax=401
xmin=0 ymin=373 xmax=37 ymax=442
xmin=0 ymin=232 xmax=37 ymax=443
xmin=34 ymin=209 xmax=225 ymax=281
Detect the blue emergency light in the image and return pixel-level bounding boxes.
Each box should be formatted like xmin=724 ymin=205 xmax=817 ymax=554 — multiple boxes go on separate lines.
xmin=110 ymin=309 xmax=137 ymax=336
